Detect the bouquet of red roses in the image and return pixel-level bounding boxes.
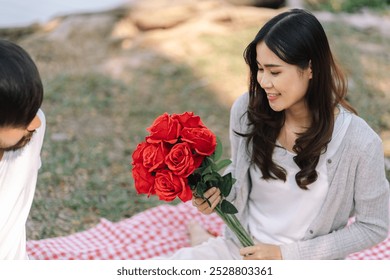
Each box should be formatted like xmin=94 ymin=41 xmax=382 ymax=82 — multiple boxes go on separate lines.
xmin=131 ymin=112 xmax=254 ymax=247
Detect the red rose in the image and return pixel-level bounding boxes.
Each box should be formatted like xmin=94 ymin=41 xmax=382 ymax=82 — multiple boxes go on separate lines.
xmin=181 ymin=127 xmax=217 ymax=156
xmin=132 ymin=163 xmax=156 ymax=196
xmin=131 ymin=142 xmax=156 ymax=195
xmin=132 ymin=142 xmax=147 ymax=163
xmin=172 ymin=112 xmax=205 ymax=128
xmin=154 ymin=170 xmax=192 ymax=202
xmin=192 ymin=154 xmax=205 ymax=169
xmin=142 ymin=142 xmax=168 ymax=172
xmin=146 ymin=113 xmax=181 ymax=144
xmin=165 ymin=142 xmax=196 ymax=177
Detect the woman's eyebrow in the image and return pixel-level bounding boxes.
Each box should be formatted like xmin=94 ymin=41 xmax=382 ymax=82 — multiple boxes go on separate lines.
xmin=256 ymin=61 xmax=282 ymax=68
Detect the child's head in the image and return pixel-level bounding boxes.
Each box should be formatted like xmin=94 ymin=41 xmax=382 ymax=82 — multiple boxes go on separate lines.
xmin=0 ymin=39 xmax=43 ymax=129
xmin=0 ymin=39 xmax=43 ymax=152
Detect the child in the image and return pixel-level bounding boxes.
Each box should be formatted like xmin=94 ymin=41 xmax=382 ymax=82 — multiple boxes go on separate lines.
xmin=0 ymin=39 xmax=46 ymax=259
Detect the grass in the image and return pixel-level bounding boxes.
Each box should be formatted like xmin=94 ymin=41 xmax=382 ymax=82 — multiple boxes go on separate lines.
xmin=323 ymin=22 xmax=390 ymax=132
xmin=26 ymin=10 xmax=390 ymax=240
xmin=28 ymin=55 xmax=231 ymax=239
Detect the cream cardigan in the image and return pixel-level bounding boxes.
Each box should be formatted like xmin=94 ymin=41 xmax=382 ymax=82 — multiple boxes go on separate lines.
xmin=224 ymin=93 xmax=389 ymax=259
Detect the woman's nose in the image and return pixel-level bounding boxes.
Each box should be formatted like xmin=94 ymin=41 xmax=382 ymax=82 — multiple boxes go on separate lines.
xmin=259 ymin=74 xmax=272 ymax=89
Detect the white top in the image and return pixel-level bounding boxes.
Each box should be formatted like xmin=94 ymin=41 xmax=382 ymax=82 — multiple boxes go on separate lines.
xmin=248 ymin=108 xmax=352 ymax=245
xmin=0 ymin=109 xmax=46 ymax=259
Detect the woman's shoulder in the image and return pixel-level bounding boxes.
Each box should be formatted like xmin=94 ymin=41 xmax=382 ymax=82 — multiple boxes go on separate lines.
xmin=344 ymin=109 xmax=382 ymax=146
xmin=231 ymin=92 xmax=249 ymax=115
xmin=229 ymin=92 xmax=250 ymax=132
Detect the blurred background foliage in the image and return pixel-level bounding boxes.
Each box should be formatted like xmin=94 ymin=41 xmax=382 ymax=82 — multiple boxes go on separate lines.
xmin=305 ymin=0 xmax=390 ymax=12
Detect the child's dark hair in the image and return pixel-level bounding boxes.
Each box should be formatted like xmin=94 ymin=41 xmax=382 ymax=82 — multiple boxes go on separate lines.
xmin=0 ymin=39 xmax=43 ymax=128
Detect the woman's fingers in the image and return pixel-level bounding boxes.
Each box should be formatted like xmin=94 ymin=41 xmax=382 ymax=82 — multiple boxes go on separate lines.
xmin=240 ymin=243 xmax=282 ymax=260
xmin=192 ymin=196 xmax=203 ymax=207
xmin=207 ymin=188 xmax=221 ymax=209
xmin=204 ymin=187 xmax=221 ymax=200
xmin=192 ymin=187 xmax=221 ymax=214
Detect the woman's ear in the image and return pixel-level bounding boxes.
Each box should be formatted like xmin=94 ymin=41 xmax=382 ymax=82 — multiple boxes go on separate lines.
xmin=27 ymin=115 xmax=41 ymax=132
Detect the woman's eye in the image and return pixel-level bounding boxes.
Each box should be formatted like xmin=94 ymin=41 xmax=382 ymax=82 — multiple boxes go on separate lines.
xmin=271 ymin=72 xmax=280 ymax=76
xmin=258 ymin=68 xmax=264 ymax=72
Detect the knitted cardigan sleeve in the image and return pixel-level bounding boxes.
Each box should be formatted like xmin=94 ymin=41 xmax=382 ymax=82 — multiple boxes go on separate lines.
xmin=280 ymin=116 xmax=389 ymax=259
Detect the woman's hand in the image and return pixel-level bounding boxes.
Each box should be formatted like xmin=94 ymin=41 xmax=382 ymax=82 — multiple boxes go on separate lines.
xmin=240 ymin=243 xmax=282 ymax=260
xmin=192 ymin=187 xmax=221 ymax=215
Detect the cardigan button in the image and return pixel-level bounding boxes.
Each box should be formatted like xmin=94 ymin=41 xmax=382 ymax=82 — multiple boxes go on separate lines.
xmin=309 ymin=230 xmax=314 ymax=234
xmin=327 ymin=159 xmax=332 ymax=164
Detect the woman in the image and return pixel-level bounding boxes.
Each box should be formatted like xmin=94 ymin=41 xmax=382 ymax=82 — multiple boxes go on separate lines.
xmin=168 ymin=8 xmax=390 ymax=260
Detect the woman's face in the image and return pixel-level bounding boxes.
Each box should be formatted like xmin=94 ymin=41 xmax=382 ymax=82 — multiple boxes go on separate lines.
xmin=256 ymin=42 xmax=312 ymax=113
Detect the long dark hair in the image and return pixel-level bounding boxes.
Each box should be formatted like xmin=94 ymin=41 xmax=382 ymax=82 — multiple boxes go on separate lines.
xmin=0 ymin=39 xmax=43 ymax=128
xmin=242 ymin=9 xmax=356 ymax=189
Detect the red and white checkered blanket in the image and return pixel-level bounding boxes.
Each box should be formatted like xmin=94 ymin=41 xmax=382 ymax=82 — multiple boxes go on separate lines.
xmin=27 ymin=202 xmax=390 ymax=260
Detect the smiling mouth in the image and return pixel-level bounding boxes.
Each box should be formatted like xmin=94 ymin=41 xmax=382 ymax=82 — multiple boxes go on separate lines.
xmin=266 ymin=93 xmax=281 ymax=100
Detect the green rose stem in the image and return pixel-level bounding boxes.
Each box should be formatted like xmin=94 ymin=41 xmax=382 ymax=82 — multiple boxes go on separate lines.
xmin=213 ymin=204 xmax=254 ymax=247
xmin=190 ymin=138 xmax=254 ymax=247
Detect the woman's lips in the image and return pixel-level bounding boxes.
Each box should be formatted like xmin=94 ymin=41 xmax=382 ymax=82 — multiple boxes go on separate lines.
xmin=266 ymin=93 xmax=281 ymax=101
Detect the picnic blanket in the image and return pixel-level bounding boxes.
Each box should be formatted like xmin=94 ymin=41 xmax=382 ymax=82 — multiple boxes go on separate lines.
xmin=26 ymin=202 xmax=390 ymax=260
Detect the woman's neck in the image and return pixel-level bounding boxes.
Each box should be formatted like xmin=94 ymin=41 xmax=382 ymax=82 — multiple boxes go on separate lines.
xmin=278 ymin=107 xmax=311 ymax=152
xmin=284 ymin=107 xmax=311 ymax=132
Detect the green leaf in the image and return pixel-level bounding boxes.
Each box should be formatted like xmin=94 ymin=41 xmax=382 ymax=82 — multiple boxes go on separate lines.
xmin=201 ymin=165 xmax=213 ymax=176
xmin=212 ymin=137 xmax=223 ymax=162
xmin=188 ymin=173 xmax=201 ymax=190
xmin=220 ymin=200 xmax=238 ymax=214
xmin=195 ymin=181 xmax=207 ymax=197
xmin=219 ymin=173 xmax=234 ymax=197
xmin=203 ymin=172 xmax=222 ymax=189
xmin=215 ymin=159 xmax=231 ymax=172
xmin=204 ymin=157 xmax=213 ymax=166
xmin=203 ymin=172 xmax=221 ymax=182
